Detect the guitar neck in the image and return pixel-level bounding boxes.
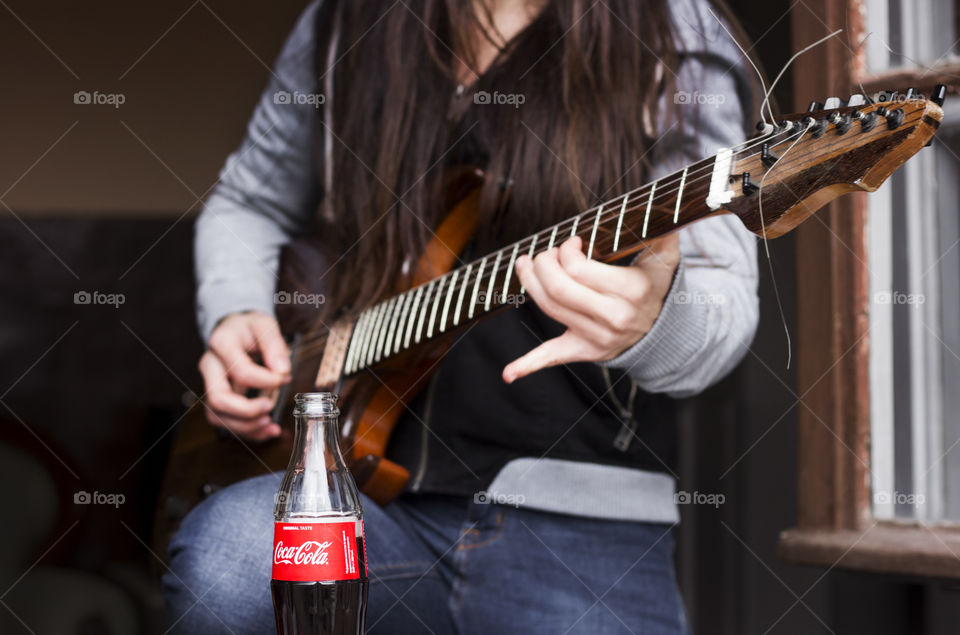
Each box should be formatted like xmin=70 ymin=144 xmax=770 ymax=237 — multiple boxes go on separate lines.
xmin=339 ymin=150 xmax=728 ymax=376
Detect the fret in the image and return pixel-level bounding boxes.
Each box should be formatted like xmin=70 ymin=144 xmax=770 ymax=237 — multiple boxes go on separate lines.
xmin=373 ymin=296 xmax=398 ymax=363
xmin=403 ymin=284 xmax=426 ymax=349
xmin=613 ymin=194 xmax=629 ymax=252
xmin=673 ymin=166 xmax=688 ymax=224
xmin=358 ymin=301 xmax=384 ymax=369
xmin=381 ymin=294 xmax=405 ymax=360
xmin=520 ymin=235 xmax=537 ymax=294
xmin=502 ymin=243 xmax=520 ymax=303
xmin=547 ymin=225 xmax=558 ymax=250
xmin=468 ymin=257 xmax=486 ymax=319
xmin=439 ymin=270 xmax=459 ymax=333
xmin=343 ymin=315 xmax=360 ymax=374
xmin=484 ymin=250 xmax=503 ymax=312
xmin=587 ymin=204 xmax=603 ymax=260
xmin=642 ymin=181 xmax=656 ymax=238
xmin=569 ymin=215 xmax=580 ymax=239
xmin=426 ymin=277 xmax=444 ymax=338
xmin=346 ymin=309 xmax=372 ymax=373
xmin=453 ymin=264 xmax=472 ymax=326
xmin=342 ymin=313 xmax=359 ymax=374
xmin=367 ymin=300 xmax=390 ymax=366
xmin=392 ymin=289 xmax=414 ymax=355
xmin=358 ymin=307 xmax=379 ymax=369
xmin=414 ymin=279 xmax=436 ymax=344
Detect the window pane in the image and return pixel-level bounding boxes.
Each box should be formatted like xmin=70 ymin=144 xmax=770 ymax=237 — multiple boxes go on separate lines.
xmin=870 ymin=120 xmax=960 ymax=521
xmin=865 ymin=0 xmax=960 ymax=73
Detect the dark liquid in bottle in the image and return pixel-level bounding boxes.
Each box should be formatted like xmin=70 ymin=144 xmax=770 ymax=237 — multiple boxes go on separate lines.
xmin=272 ymin=537 xmax=368 ymax=635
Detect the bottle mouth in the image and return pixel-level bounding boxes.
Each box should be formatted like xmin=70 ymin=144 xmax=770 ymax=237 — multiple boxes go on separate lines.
xmin=293 ymin=392 xmax=340 ymax=416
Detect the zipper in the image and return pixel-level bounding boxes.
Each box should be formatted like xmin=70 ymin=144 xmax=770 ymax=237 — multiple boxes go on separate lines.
xmin=602 ymin=367 xmax=639 ymax=452
xmin=410 ymin=370 xmax=441 ymax=491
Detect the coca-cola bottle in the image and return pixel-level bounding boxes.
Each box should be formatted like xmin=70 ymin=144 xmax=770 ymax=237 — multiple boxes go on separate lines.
xmin=272 ymin=392 xmax=368 ymax=635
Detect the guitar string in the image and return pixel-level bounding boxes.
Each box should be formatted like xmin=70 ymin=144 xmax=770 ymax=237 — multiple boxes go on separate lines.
xmin=300 ymin=108 xmax=923 ymax=362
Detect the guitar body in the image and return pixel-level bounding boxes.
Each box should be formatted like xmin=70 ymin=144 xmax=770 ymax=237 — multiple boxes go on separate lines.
xmin=153 ymin=168 xmax=484 ymax=555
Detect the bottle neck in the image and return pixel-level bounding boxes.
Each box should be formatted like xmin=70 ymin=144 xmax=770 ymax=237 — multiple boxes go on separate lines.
xmin=275 ymin=408 xmax=362 ymax=520
xmin=292 ymin=412 xmax=346 ymax=476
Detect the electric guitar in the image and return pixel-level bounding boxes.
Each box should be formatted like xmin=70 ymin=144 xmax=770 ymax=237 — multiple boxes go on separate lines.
xmin=154 ymin=87 xmax=945 ymax=554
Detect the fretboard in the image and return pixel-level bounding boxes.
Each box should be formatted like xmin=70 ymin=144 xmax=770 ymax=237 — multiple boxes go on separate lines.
xmin=340 ymin=148 xmax=738 ymax=376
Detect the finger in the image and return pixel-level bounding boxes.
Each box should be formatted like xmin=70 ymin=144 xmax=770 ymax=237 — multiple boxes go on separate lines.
xmin=206 ymin=407 xmax=281 ymax=441
xmin=209 ymin=329 xmax=287 ymax=388
xmin=515 ymin=254 xmax=611 ymax=341
xmin=249 ymin=315 xmax=291 ymax=375
xmin=200 ymin=353 xmax=275 ymax=419
xmin=502 ymin=331 xmax=586 ymax=384
xmin=558 ymin=236 xmax=651 ymax=300
xmin=536 ymin=240 xmax=626 ymax=316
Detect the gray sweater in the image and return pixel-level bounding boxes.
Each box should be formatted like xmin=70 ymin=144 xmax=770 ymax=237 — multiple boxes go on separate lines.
xmin=195 ymin=0 xmax=759 ymax=523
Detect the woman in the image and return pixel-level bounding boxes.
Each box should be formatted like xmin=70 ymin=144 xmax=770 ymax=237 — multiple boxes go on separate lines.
xmin=164 ymin=0 xmax=760 ymax=632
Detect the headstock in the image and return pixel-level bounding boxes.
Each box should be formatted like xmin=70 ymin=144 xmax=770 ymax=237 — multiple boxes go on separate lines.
xmin=724 ymin=85 xmax=945 ymax=237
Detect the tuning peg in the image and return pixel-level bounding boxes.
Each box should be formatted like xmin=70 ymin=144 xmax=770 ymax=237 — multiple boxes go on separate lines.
xmin=760 ymin=142 xmax=780 ymax=168
xmin=808 ymin=100 xmax=823 ymax=112
xmin=823 ymin=96 xmax=844 ymax=110
xmin=932 ymin=84 xmax=947 ymax=106
xmin=741 ymin=172 xmax=760 ymax=195
xmin=777 ymin=119 xmax=796 ymax=133
xmin=846 ymin=94 xmax=866 ymax=107
xmin=905 ymin=87 xmax=917 ymax=100
xmin=852 ymin=109 xmax=878 ymax=132
xmin=811 ymin=118 xmax=828 ymax=138
xmin=884 ymin=108 xmax=905 ymax=129
xmin=835 ymin=113 xmax=853 ymax=134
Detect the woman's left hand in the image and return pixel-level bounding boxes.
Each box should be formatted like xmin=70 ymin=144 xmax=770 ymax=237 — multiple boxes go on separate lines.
xmin=503 ymin=234 xmax=680 ymax=384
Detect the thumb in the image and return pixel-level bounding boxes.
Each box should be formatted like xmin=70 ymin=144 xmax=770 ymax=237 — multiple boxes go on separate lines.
xmin=249 ymin=316 xmax=291 ymax=375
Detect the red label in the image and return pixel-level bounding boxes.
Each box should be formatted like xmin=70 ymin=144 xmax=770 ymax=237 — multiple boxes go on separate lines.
xmin=272 ymin=521 xmax=359 ymax=582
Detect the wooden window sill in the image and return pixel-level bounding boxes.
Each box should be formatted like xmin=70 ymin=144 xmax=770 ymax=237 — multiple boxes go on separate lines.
xmin=778 ymin=522 xmax=960 ymax=579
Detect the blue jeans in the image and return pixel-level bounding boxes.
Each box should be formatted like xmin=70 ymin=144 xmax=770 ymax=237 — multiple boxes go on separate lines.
xmin=163 ymin=474 xmax=687 ymax=634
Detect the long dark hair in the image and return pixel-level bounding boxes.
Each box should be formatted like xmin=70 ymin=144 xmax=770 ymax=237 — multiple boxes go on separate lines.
xmin=310 ymin=0 xmax=754 ymax=318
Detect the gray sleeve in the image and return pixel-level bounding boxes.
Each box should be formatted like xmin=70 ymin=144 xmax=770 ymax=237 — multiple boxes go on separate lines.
xmin=601 ymin=0 xmax=760 ymax=398
xmin=194 ymin=0 xmax=322 ymax=343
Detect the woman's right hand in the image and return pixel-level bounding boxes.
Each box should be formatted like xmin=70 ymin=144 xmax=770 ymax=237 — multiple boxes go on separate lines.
xmin=198 ymin=311 xmax=291 ymax=441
